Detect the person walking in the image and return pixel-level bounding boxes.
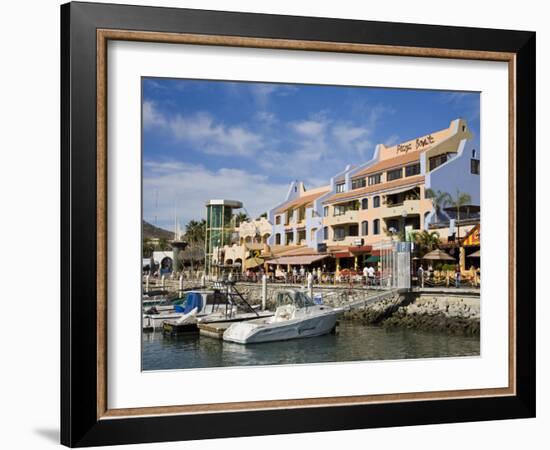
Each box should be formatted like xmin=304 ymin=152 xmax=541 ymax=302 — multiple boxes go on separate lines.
xmin=417 ymin=265 xmax=424 ymax=288
xmin=363 ymin=265 xmax=369 ymax=285
xmin=367 ymin=265 xmax=375 ymax=286
xmin=455 ymin=264 xmax=461 ymax=288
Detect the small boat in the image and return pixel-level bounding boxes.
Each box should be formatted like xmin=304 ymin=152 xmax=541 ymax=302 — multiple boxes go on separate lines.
xmin=161 ymin=307 xmax=199 ymax=335
xmin=143 ymin=292 xmax=208 ymax=331
xmin=143 ymin=284 xmax=272 ymax=332
xmin=223 ymin=290 xmax=340 ymax=344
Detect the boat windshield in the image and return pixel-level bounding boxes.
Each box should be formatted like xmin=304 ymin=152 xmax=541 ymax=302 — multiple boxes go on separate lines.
xmin=276 ymin=291 xmax=315 ymax=309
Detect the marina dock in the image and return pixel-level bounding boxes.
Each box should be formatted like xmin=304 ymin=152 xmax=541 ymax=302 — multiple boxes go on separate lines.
xmin=198 ymin=322 xmax=234 ymax=339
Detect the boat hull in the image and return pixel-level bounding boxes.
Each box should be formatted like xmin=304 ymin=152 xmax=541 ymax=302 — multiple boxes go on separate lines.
xmin=223 ymin=311 xmax=338 ymax=344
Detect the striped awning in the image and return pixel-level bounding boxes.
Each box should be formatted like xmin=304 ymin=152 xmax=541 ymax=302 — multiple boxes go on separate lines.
xmin=266 ymin=254 xmax=330 ymax=266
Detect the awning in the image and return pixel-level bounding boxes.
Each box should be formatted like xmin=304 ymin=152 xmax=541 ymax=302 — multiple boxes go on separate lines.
xmin=266 ymin=254 xmax=329 ymax=266
xmin=422 ymin=249 xmax=455 ymax=261
xmin=245 ymin=256 xmax=264 ymax=269
xmin=468 ymin=249 xmax=481 ymax=258
xmin=366 ymin=255 xmax=380 ymax=263
xmin=349 ymin=245 xmax=373 ymax=254
xmin=333 ymin=252 xmax=353 ymax=258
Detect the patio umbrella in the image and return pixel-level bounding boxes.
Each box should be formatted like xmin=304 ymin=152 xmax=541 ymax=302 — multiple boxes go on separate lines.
xmin=468 ymin=249 xmax=481 ymax=258
xmin=422 ymin=249 xmax=455 ymax=261
xmin=244 ymin=256 xmax=264 ymax=269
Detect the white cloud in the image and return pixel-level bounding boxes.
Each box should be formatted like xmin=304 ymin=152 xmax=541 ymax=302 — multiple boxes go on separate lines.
xmin=143 ymin=102 xmax=263 ymax=156
xmin=250 ymin=84 xmax=278 ymax=108
xmin=143 ymin=100 xmax=167 ymax=129
xmin=249 ymin=84 xmax=298 ymax=108
xmin=143 ymin=160 xmax=288 ymax=229
xmin=256 ymin=111 xmax=277 ymax=125
xmin=384 ymin=134 xmax=400 ymax=146
xmin=332 ymin=124 xmax=368 ymax=144
xmin=439 ymin=91 xmax=474 ymax=104
xmin=290 ymin=119 xmax=327 ymax=137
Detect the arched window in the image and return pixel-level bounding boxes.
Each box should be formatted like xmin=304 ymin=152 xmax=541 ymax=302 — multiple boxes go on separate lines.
xmin=361 ymin=220 xmax=368 ymax=236
xmin=275 ymin=233 xmax=281 ymax=245
xmin=373 ymin=196 xmax=380 ymax=208
xmin=373 ymin=219 xmax=380 ymax=235
xmin=361 ymin=198 xmax=368 ymax=210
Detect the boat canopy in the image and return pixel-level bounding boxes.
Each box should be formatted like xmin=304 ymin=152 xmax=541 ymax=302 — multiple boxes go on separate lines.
xmin=275 ymin=290 xmax=315 ymax=309
xmin=175 ymin=292 xmax=203 ymax=314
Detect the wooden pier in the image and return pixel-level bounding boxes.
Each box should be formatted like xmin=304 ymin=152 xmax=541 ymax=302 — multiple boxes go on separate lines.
xmin=198 ymin=322 xmax=234 ymax=339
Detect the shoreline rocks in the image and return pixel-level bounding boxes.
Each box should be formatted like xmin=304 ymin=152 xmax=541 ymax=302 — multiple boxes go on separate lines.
xmin=345 ymin=293 xmax=480 ymax=336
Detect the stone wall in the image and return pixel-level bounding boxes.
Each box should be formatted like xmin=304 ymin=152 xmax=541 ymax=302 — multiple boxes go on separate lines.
xmin=345 ymin=291 xmax=480 ymax=336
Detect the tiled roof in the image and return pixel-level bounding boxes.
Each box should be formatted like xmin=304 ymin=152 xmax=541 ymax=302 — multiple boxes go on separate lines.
xmin=323 ymin=175 xmax=424 ymax=204
xmin=352 ymin=152 xmax=421 ymax=179
xmin=275 ymin=188 xmax=329 ymax=214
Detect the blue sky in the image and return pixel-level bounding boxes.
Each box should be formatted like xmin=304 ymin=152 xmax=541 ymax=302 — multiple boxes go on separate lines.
xmin=142 ymin=78 xmax=480 ymax=231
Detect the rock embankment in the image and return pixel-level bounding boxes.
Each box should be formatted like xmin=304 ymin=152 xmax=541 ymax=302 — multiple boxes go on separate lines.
xmin=345 ymin=293 xmax=480 ymax=336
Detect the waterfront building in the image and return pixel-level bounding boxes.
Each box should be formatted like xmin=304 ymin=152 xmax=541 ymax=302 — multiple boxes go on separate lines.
xmin=238 ymin=217 xmax=272 ymax=244
xmin=267 ymin=118 xmax=480 ymax=271
xmin=204 ymin=199 xmax=243 ymax=274
xmin=212 ymin=217 xmax=273 ymax=273
xmin=267 ymin=181 xmax=333 ymax=249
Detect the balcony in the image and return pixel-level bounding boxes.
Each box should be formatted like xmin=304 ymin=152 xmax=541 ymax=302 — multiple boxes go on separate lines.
xmin=324 ymin=210 xmax=359 ymax=226
xmin=383 ymin=199 xmax=423 ymax=218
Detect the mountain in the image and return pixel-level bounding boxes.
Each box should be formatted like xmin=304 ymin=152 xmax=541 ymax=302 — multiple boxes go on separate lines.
xmin=142 ymin=220 xmax=174 ymax=240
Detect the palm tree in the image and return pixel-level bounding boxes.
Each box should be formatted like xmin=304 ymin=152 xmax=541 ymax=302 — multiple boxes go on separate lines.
xmin=158 ymin=237 xmax=170 ymax=251
xmin=449 ymin=190 xmax=472 ymax=244
xmin=411 ymin=230 xmax=441 ymax=257
xmin=233 ymin=212 xmax=249 ymax=227
xmin=425 ymin=189 xmax=452 ymax=223
xmin=184 ymin=219 xmax=206 ymax=243
xmin=183 ymin=219 xmax=206 ymax=271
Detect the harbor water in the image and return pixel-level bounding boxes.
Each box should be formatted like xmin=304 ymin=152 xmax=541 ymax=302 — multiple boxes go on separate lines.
xmin=142 ymin=321 xmax=480 ymax=371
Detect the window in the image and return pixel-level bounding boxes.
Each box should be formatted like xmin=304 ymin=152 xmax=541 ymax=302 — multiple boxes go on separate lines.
xmin=373 ymin=219 xmax=380 ymax=235
xmin=471 ymin=158 xmax=480 ymax=175
xmin=323 ymin=206 xmax=329 ymax=217
xmin=368 ymin=173 xmax=381 ymax=186
xmin=310 ymin=228 xmax=317 ymax=240
xmin=333 ymin=205 xmax=346 ymax=216
xmin=275 ymin=215 xmax=281 ymax=225
xmin=361 ymin=198 xmax=368 ymax=210
xmin=333 ymin=227 xmax=345 ymax=241
xmin=275 ymin=233 xmax=281 ymax=245
xmin=323 ymin=226 xmax=329 ymax=240
xmin=336 ymin=182 xmax=345 ymax=193
xmin=348 ymin=224 xmax=359 ymax=237
xmin=429 ymin=153 xmax=456 ymax=171
xmin=405 ymin=163 xmax=421 ymax=177
xmin=387 ymin=168 xmax=403 ymax=181
xmin=361 ymin=221 xmax=368 ymax=236
xmin=352 ymin=178 xmax=366 ymax=190
xmin=373 ymin=196 xmax=380 ymax=208
xmin=298 ymin=207 xmax=305 ymax=222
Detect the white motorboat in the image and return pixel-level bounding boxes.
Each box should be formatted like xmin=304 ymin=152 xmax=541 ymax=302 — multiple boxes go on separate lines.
xmin=143 ymin=307 xmax=198 ymax=331
xmin=223 ymin=290 xmax=340 ymax=344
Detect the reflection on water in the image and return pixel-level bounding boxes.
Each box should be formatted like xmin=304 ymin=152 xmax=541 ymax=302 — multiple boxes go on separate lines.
xmin=142 ymin=321 xmax=480 ymax=371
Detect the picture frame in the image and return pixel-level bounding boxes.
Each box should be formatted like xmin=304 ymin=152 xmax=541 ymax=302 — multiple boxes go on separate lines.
xmin=60 ymin=1 xmax=535 ymax=447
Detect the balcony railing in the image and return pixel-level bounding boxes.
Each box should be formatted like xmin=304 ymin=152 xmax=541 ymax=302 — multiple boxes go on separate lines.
xmin=328 ymin=210 xmax=359 ymax=224
xmin=384 ymin=199 xmax=422 ymax=217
